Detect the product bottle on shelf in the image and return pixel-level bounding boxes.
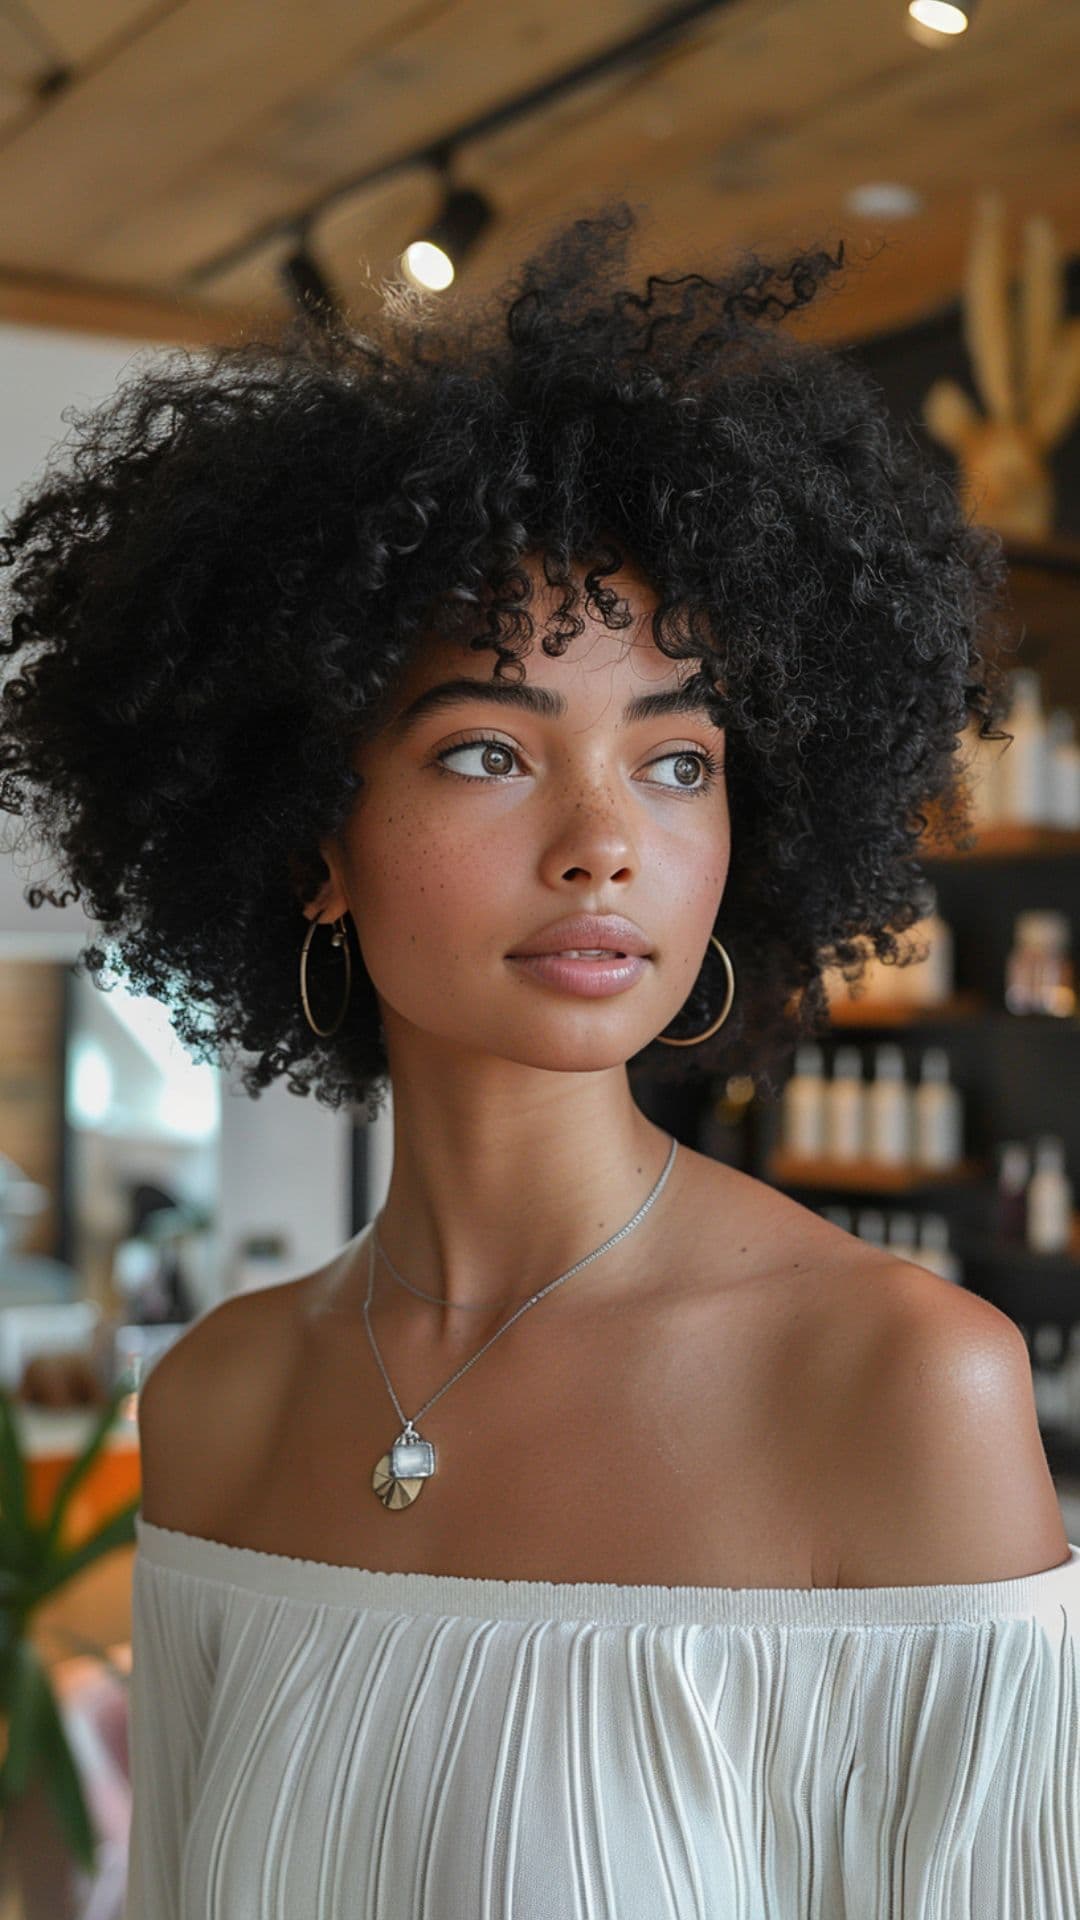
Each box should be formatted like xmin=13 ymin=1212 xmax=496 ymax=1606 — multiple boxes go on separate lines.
xmin=1004 ymin=910 xmax=1076 ymax=1017
xmin=854 ymin=1208 xmax=887 ymax=1246
xmin=820 ymin=1205 xmax=854 ymax=1234
xmin=916 ymin=1213 xmax=962 ymax=1286
xmin=781 ymin=1043 xmax=827 ymax=1156
xmin=826 ymin=1045 xmax=866 ymax=1160
xmin=820 ymin=933 xmax=880 ymax=1014
xmin=885 ymin=1211 xmax=918 ymax=1256
xmin=896 ymin=886 xmax=955 ymax=1007
xmin=866 ymin=1043 xmax=912 ymax=1164
xmin=856 ymin=936 xmax=885 ymax=1003
xmin=996 ymin=668 xmax=1049 ymax=826
xmin=959 ymin=714 xmax=1001 ymax=830
xmin=994 ymin=1142 xmax=1031 ymax=1241
xmin=1046 ymin=710 xmax=1080 ymax=828
xmin=1026 ymin=1135 xmax=1074 ymax=1253
xmin=913 ymin=1047 xmax=963 ymax=1169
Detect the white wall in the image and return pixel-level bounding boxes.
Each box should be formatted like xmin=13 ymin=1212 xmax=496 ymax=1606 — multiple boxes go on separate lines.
xmin=0 ymin=324 xmax=159 ymax=943
xmin=0 ymin=319 xmax=371 ymax=1296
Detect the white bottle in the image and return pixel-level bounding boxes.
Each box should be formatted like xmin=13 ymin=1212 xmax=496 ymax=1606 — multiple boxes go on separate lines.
xmin=860 ymin=935 xmax=888 ymax=1005
xmin=917 ymin=1213 xmax=962 ymax=1285
xmin=886 ymin=1211 xmax=918 ymax=1257
xmin=781 ymin=1044 xmax=827 ymax=1156
xmin=1005 ymin=910 xmax=1075 ymax=1016
xmin=866 ymin=1044 xmax=912 ymax=1164
xmin=826 ymin=1046 xmax=866 ymax=1160
xmin=962 ymin=715 xmax=1004 ymax=830
xmin=1046 ymin=710 xmax=1080 ymax=828
xmin=854 ymin=1208 xmax=887 ymax=1245
xmin=900 ymin=886 xmax=954 ymax=1006
xmin=821 ymin=1206 xmax=854 ymax=1234
xmin=913 ymin=1048 xmax=963 ymax=1168
xmin=997 ymin=669 xmax=1049 ymax=826
xmin=821 ymin=932 xmax=880 ymax=1014
xmin=1026 ymin=1135 xmax=1073 ymax=1253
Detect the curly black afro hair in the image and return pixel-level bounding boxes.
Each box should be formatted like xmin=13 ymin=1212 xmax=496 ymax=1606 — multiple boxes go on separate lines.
xmin=0 ymin=198 xmax=1013 ymax=1121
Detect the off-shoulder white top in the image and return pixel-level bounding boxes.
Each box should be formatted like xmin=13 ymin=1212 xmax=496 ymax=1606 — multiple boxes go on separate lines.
xmin=123 ymin=1514 xmax=1080 ymax=1919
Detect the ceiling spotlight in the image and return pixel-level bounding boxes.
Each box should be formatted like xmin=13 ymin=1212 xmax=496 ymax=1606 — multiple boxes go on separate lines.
xmin=906 ymin=0 xmax=977 ymax=37
xmin=401 ymin=187 xmax=494 ymax=293
xmin=280 ymin=241 xmax=343 ymax=330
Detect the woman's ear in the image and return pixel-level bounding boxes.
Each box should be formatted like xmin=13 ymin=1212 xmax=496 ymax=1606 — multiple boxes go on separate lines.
xmin=287 ymin=843 xmax=349 ymax=923
xmin=302 ymin=888 xmax=348 ymax=925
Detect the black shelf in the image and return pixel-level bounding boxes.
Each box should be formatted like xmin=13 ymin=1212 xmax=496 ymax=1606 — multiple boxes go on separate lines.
xmin=962 ymin=1261 xmax=1080 ymax=1330
xmin=1043 ymin=1433 xmax=1080 ymax=1480
xmin=957 ymin=1235 xmax=1080 ymax=1272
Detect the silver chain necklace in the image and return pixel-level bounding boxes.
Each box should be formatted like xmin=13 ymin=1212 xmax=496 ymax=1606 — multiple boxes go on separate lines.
xmin=363 ymin=1133 xmax=679 ymax=1509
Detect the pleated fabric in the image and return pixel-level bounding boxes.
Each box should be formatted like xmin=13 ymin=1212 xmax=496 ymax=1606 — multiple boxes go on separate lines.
xmin=123 ymin=1515 xmax=1080 ymax=1920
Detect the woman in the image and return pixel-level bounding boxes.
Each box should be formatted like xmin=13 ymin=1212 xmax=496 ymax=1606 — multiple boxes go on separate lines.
xmin=2 ymin=200 xmax=1076 ymax=1918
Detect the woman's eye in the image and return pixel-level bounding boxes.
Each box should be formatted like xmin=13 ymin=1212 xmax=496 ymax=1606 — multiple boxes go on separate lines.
xmin=434 ymin=738 xmax=521 ymax=780
xmin=647 ymin=750 xmax=720 ymax=792
xmin=431 ymin=735 xmax=721 ymax=794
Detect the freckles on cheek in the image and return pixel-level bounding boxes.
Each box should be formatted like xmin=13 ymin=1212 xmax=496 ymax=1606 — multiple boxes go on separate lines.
xmin=367 ymin=801 xmax=441 ymax=866
xmin=407 ymin=797 xmax=495 ymax=866
xmin=366 ymin=803 xmax=495 ymax=902
xmin=669 ymin=842 xmax=729 ymax=922
xmin=349 ymin=809 xmax=424 ymax=909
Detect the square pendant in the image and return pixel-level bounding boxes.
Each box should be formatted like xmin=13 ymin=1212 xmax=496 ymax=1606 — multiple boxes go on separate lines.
xmin=391 ymin=1436 xmax=436 ymax=1479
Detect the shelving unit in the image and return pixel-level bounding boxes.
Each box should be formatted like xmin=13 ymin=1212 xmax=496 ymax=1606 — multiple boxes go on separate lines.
xmin=658 ymin=535 xmax=1080 ymax=1475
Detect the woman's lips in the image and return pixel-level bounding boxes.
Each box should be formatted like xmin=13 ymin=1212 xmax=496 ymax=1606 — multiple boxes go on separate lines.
xmin=506 ymin=952 xmax=650 ymax=997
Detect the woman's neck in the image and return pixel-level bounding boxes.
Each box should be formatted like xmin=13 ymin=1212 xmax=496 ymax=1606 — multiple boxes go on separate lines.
xmin=365 ymin=1108 xmax=680 ymax=1334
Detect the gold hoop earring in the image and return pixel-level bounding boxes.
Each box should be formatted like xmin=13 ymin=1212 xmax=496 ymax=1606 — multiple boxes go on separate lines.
xmin=299 ymin=913 xmax=352 ymax=1036
xmin=656 ymin=934 xmax=735 ymax=1047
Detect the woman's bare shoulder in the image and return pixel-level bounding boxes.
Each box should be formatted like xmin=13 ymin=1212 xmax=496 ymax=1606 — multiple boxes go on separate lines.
xmin=135 ymin=1279 xmax=300 ymax=1536
xmin=677 ymin=1143 xmax=928 ymax=1296
xmin=678 ymin=1146 xmax=976 ymax=1429
xmin=702 ymin=1157 xmax=1065 ymax=1585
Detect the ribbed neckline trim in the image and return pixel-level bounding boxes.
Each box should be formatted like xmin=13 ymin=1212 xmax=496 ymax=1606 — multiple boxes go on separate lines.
xmin=134 ymin=1516 xmax=1080 ymax=1629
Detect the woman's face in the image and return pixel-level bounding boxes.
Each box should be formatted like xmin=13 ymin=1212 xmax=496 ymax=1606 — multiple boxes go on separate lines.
xmin=317 ymin=553 xmax=731 ymax=1076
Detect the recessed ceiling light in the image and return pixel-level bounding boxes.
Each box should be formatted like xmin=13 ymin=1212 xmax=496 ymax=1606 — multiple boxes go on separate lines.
xmin=907 ymin=0 xmax=976 ymax=35
xmin=899 ymin=0 xmax=976 ymax=41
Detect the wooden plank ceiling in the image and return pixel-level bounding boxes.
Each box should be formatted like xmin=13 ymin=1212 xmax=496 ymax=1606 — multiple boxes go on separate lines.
xmin=0 ymin=0 xmax=1074 ymax=348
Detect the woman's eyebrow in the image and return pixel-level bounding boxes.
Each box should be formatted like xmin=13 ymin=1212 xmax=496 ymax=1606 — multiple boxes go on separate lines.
xmin=388 ymin=677 xmax=719 ymax=739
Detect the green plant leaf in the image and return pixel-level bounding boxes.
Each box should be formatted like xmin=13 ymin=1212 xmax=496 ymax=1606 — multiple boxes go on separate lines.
xmin=0 ymin=1637 xmax=46 ymax=1800
xmin=34 ymin=1375 xmax=136 ymax=1569
xmin=0 ymin=1568 xmax=36 ymax=1606
xmin=35 ymin=1656 xmax=98 ymax=1871
xmin=0 ymin=1638 xmax=14 ymax=1711
xmin=0 ymin=1389 xmax=30 ymax=1563
xmin=24 ymin=1497 xmax=141 ymax=1608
